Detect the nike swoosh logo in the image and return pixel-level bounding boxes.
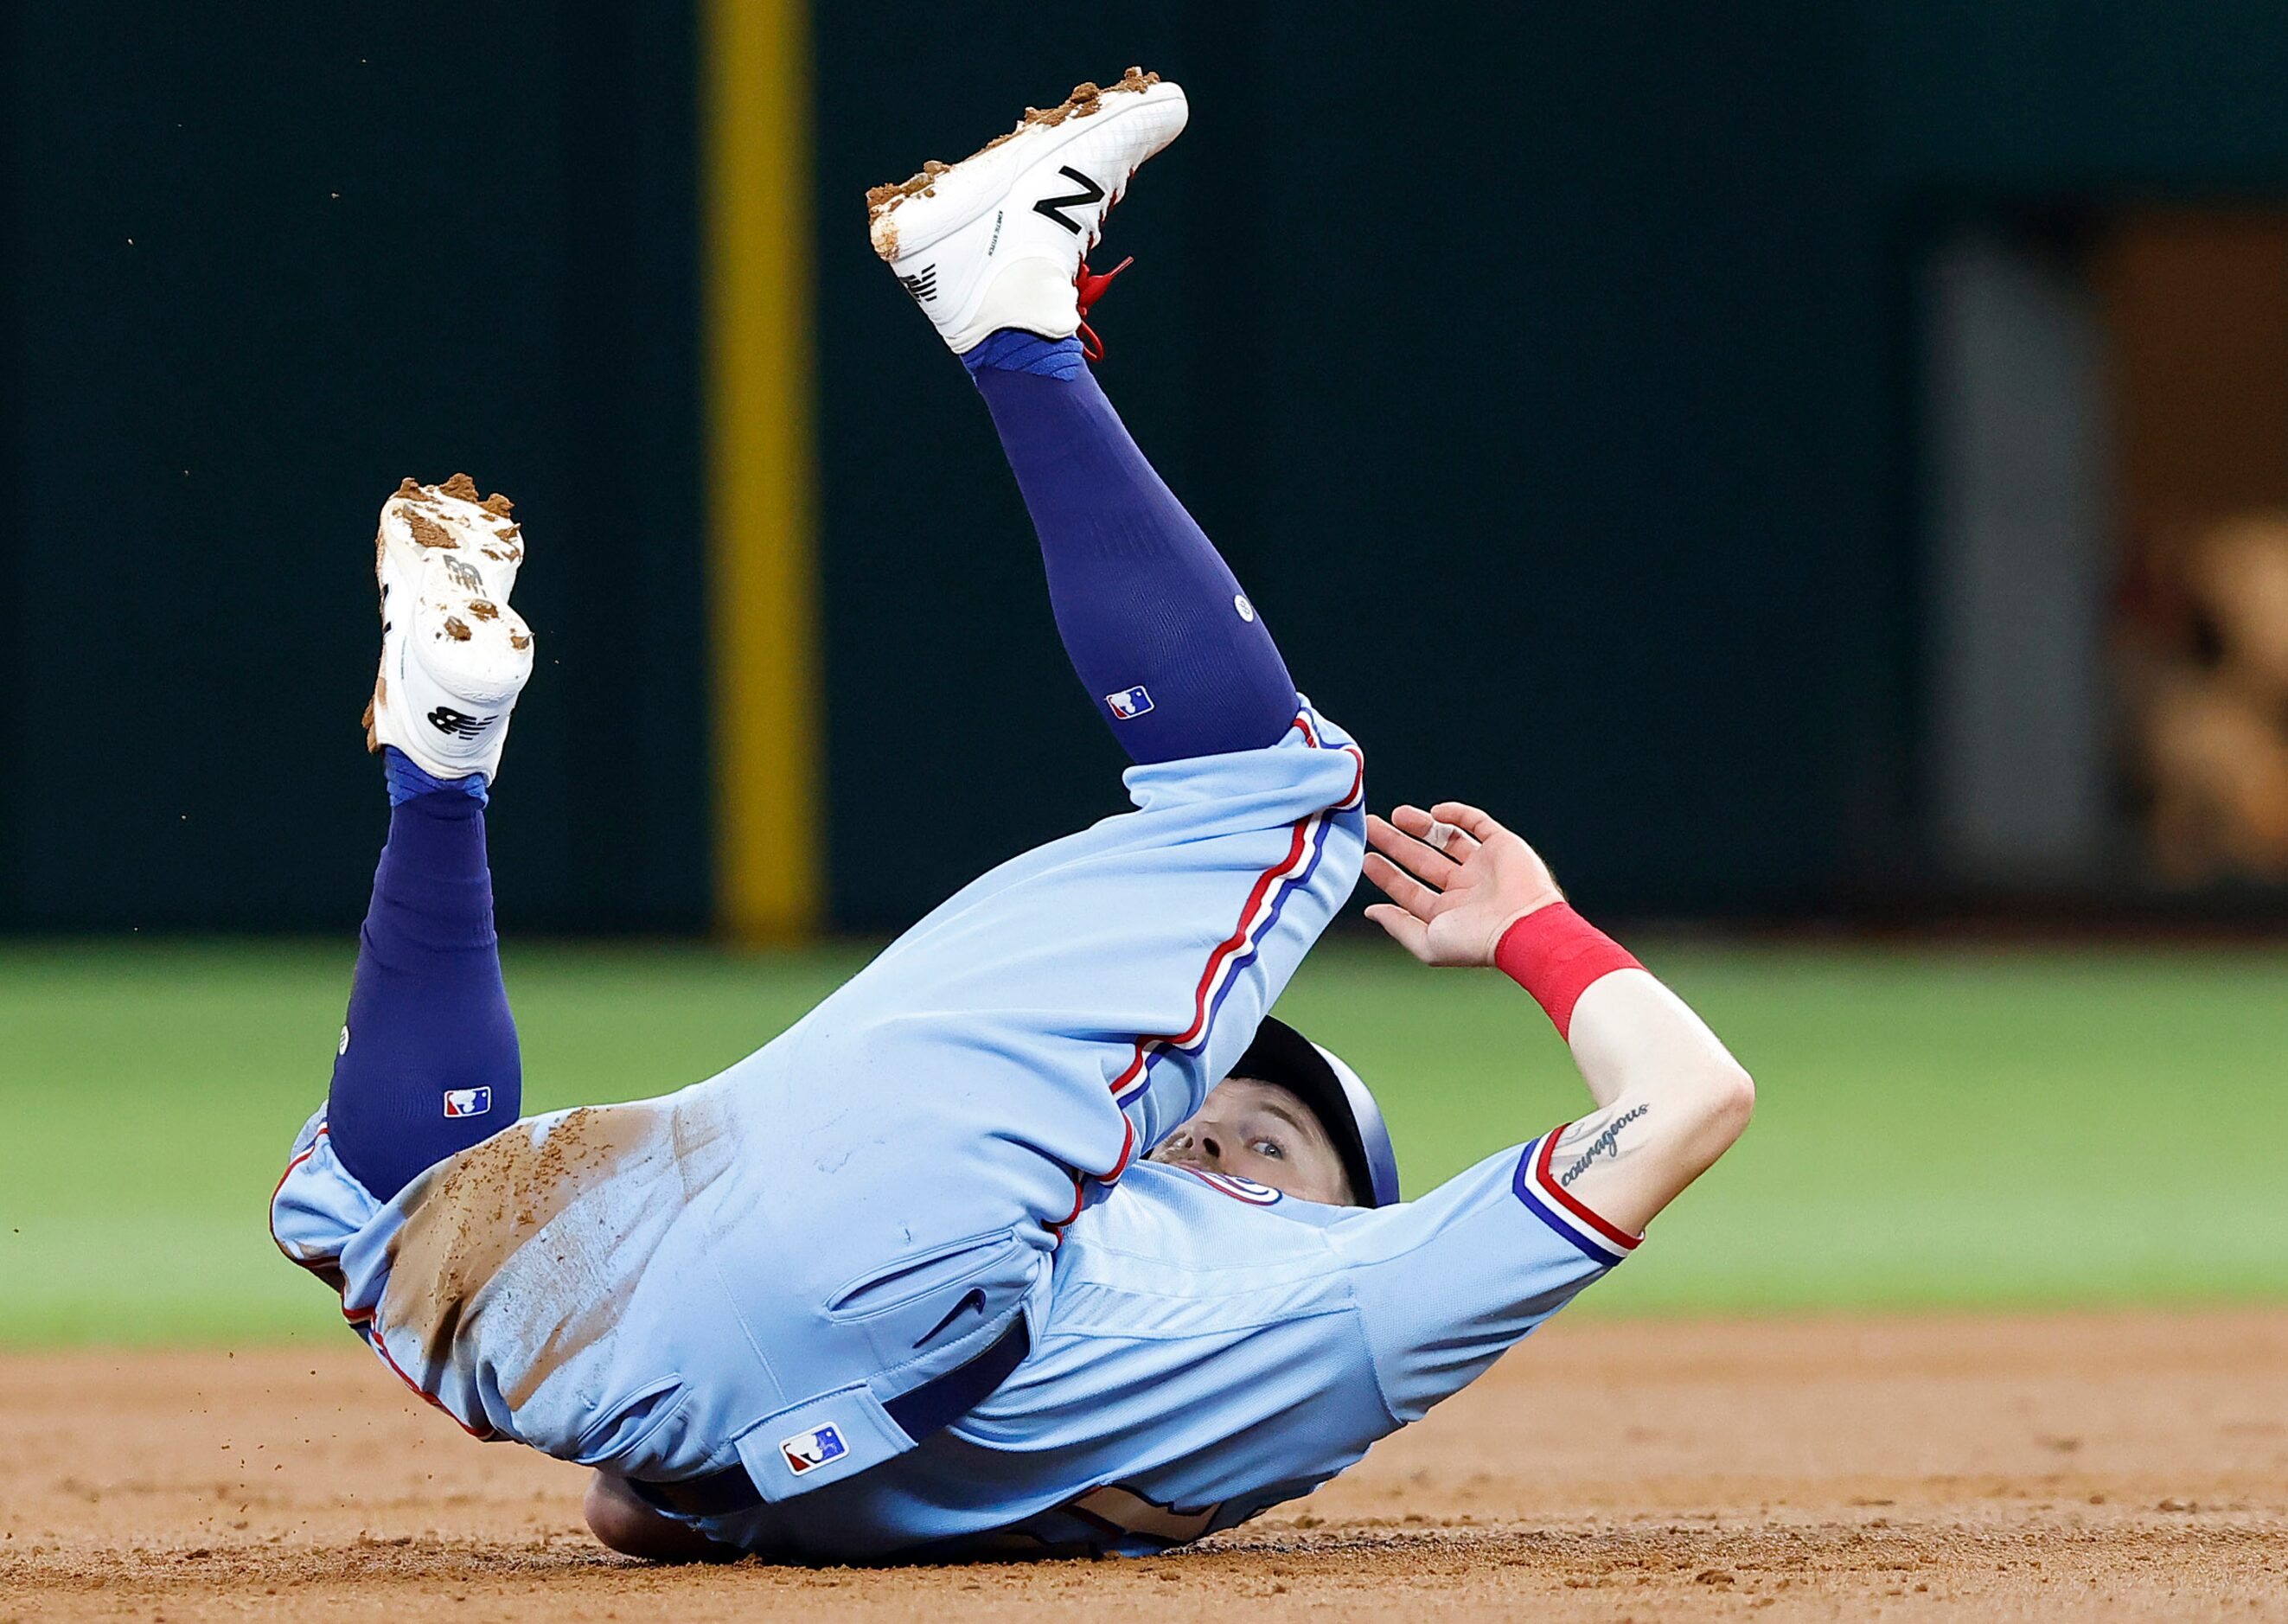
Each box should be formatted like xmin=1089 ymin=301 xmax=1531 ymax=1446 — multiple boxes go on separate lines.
xmin=914 ymin=1288 xmax=990 ymax=1349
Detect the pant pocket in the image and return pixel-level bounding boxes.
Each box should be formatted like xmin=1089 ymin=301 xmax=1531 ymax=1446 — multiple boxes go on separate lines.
xmin=825 ymin=1228 xmax=1041 ymax=1368
xmin=572 ymin=1375 xmax=691 ymax=1470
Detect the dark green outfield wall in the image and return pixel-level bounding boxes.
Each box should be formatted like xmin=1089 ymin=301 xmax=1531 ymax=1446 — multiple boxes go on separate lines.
xmin=9 ymin=4 xmax=2288 ymax=932
xmin=0 ymin=3 xmax=706 ymax=931
xmin=814 ymin=1 xmax=2288 ymax=929
xmin=816 ymin=4 xmax=1908 ymax=926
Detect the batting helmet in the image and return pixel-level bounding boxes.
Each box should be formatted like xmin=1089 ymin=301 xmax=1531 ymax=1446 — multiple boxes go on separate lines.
xmin=1230 ymin=1016 xmax=1401 ymax=1208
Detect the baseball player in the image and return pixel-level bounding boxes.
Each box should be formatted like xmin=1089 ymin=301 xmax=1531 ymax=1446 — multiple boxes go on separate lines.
xmin=272 ymin=69 xmax=1753 ymax=1563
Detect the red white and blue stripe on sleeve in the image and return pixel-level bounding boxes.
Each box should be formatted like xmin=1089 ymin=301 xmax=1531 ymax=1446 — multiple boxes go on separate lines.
xmin=1511 ymin=1125 xmax=1642 ymax=1266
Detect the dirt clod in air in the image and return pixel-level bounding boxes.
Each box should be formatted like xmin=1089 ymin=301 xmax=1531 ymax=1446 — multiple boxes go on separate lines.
xmin=442 ymin=617 xmax=471 ymax=643
xmin=404 ymin=513 xmax=456 ymax=551
xmin=439 ymin=473 xmax=482 ymax=502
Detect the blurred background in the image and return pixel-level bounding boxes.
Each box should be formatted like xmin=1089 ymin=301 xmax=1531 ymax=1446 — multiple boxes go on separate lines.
xmin=18 ymin=2 xmax=2288 ymax=933
xmin=3 ymin=4 xmax=2285 ymax=1340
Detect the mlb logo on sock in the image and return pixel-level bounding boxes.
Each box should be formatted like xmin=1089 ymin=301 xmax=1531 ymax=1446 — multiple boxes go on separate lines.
xmin=1106 ymin=686 xmax=1154 ymax=719
xmin=780 ymin=1423 xmax=847 ymax=1476
xmin=442 ymin=1087 xmax=492 ymax=1119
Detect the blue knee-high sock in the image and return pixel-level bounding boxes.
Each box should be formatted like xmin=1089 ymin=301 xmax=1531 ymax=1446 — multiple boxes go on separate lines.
xmin=327 ymin=754 xmax=520 ymax=1202
xmin=967 ymin=331 xmax=1299 ymax=764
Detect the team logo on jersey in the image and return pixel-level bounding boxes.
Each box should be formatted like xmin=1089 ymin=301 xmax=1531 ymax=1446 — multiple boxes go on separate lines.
xmin=780 ymin=1423 xmax=848 ymax=1476
xmin=1182 ymin=1167 xmax=1282 ymax=1205
xmin=1106 ymin=685 xmax=1154 ymax=719
xmin=442 ymin=1086 xmax=492 ymax=1119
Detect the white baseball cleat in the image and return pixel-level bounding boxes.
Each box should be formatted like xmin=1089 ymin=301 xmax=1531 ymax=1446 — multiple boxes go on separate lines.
xmin=363 ymin=473 xmax=534 ymax=784
xmin=866 ymin=67 xmax=1188 ymax=355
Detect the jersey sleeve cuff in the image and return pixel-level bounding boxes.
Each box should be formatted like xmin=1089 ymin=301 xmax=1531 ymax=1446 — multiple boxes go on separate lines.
xmin=1510 ymin=1126 xmax=1642 ymax=1265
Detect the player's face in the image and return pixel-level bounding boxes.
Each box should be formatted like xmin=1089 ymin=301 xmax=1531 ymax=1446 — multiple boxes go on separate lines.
xmin=1147 ymin=1076 xmax=1353 ymax=1205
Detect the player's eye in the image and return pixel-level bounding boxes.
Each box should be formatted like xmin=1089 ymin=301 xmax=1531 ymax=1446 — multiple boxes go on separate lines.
xmin=1251 ymin=1138 xmax=1282 ymax=1159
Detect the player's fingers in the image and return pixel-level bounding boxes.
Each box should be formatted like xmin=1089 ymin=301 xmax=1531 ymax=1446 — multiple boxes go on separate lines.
xmin=1361 ymin=851 xmax=1439 ymax=921
xmin=1389 ymin=803 xmax=1437 ymax=836
xmin=1394 ymin=802 xmax=1482 ymax=861
xmin=1366 ymin=812 xmax=1460 ymax=887
xmin=1364 ymin=903 xmax=1434 ymax=961
xmin=1428 ymin=801 xmax=1507 ymax=843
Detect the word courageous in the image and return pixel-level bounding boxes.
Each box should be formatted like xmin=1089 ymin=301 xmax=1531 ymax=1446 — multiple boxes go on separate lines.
xmin=1558 ymin=1103 xmax=1649 ymax=1187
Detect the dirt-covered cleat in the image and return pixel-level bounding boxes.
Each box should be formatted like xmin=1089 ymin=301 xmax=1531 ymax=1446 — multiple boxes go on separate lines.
xmin=866 ymin=67 xmax=1187 ymax=355
xmin=362 ymin=473 xmax=534 ymax=784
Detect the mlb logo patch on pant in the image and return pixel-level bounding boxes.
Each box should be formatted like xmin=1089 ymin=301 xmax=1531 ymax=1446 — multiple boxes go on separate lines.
xmin=781 ymin=1423 xmax=848 ymax=1475
xmin=442 ymin=1086 xmax=492 ymax=1118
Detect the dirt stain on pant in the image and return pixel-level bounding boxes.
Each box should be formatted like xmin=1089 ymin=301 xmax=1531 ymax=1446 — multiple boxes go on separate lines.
xmin=379 ymin=1101 xmax=710 ymax=1408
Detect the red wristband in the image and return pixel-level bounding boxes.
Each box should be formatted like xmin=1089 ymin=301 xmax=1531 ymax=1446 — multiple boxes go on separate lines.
xmin=1493 ymin=903 xmax=1643 ymax=1039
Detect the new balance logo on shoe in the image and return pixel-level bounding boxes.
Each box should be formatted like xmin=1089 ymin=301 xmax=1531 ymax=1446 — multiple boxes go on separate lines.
xmin=427 ymin=706 xmax=495 ymax=738
xmin=1032 ymin=167 xmax=1105 ymax=234
xmin=899 ymin=265 xmax=939 ymax=303
xmin=442 ymin=556 xmax=484 ymax=592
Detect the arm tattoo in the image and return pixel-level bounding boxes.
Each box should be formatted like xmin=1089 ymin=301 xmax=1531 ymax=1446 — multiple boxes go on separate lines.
xmin=1557 ymin=1103 xmax=1649 ymax=1187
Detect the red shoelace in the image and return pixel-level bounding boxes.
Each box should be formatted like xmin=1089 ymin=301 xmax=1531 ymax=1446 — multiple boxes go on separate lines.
xmin=1073 ymin=256 xmax=1134 ymax=362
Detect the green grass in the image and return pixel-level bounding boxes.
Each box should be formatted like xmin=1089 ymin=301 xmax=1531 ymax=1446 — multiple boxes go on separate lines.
xmin=3 ymin=937 xmax=2285 ymax=1345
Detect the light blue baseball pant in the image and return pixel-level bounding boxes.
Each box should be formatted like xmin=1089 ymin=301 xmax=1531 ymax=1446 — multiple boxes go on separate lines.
xmin=272 ymin=702 xmax=1365 ymax=1495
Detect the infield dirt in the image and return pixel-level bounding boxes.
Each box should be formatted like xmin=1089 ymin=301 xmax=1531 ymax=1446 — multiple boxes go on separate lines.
xmin=3 ymin=1310 xmax=2283 ymax=1621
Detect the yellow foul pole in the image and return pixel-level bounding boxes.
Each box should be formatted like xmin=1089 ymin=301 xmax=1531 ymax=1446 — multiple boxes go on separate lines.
xmin=706 ymin=0 xmax=819 ymax=942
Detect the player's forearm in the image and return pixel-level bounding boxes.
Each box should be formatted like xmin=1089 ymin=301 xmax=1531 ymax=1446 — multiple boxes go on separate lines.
xmin=1565 ymin=969 xmax=1753 ymax=1128
xmin=1492 ymin=905 xmax=1745 ymax=1101
xmin=1359 ymin=803 xmax=1752 ymax=1231
xmin=1493 ymin=909 xmax=1754 ymax=1232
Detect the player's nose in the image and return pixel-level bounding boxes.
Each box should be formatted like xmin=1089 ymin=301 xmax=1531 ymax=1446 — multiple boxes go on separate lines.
xmin=1198 ymin=1132 xmax=1224 ymax=1165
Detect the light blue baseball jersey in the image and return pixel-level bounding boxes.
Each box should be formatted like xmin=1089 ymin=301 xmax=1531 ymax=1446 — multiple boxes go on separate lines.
xmin=270 ymin=704 xmax=1637 ymax=1559
xmin=695 ymin=1133 xmax=1632 ymax=1559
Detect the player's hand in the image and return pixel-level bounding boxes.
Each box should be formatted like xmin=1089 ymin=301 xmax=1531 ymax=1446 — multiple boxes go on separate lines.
xmin=1363 ymin=802 xmax=1564 ymax=968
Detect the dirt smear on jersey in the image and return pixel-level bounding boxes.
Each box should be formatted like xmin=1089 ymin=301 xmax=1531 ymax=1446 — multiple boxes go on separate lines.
xmin=4 ymin=1310 xmax=2285 ymax=1621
